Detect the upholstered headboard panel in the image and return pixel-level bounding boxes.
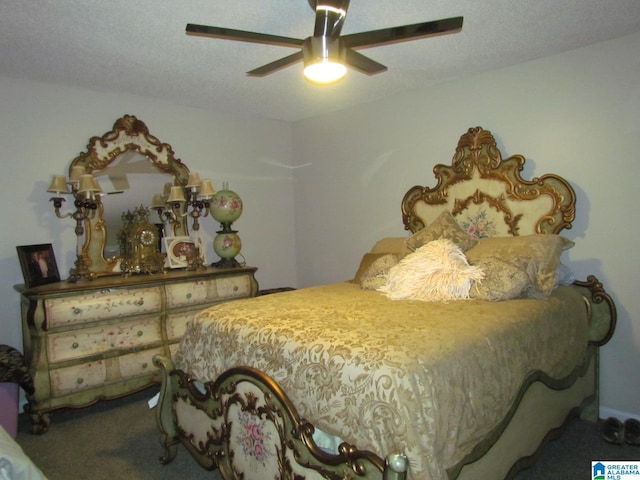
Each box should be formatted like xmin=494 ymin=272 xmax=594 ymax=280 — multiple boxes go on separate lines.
xmin=401 ymin=127 xmax=576 ymax=237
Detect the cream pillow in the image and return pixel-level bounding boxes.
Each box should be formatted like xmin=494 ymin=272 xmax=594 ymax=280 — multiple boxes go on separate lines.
xmin=465 ymin=234 xmax=574 ymax=296
xmin=379 ymin=239 xmax=484 ymax=302
xmin=405 ymin=211 xmax=478 ymax=252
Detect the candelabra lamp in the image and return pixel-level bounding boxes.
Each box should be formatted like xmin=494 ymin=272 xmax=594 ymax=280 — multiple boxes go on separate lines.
xmin=210 ymin=185 xmax=243 ymax=269
xmin=47 ymin=166 xmax=102 ymax=282
xmin=151 ymin=172 xmax=216 ymax=271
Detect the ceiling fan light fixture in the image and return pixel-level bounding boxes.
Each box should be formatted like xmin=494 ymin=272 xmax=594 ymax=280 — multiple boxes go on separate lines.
xmin=304 ymin=61 xmax=347 ymax=84
xmin=303 ymin=36 xmax=347 ymax=84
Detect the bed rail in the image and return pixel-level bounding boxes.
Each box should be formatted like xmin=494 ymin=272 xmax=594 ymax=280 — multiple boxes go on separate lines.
xmin=154 ymin=355 xmax=408 ymax=480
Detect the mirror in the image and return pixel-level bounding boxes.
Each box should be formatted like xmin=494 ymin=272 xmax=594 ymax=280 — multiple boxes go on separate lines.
xmin=69 ymin=115 xmax=190 ymax=277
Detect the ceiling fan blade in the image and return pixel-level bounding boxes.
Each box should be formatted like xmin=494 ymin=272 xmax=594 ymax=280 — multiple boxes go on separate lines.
xmin=344 ymin=48 xmax=387 ymax=76
xmin=342 ymin=16 xmax=463 ymax=49
xmin=186 ymin=23 xmax=304 ymax=49
xmin=247 ymin=51 xmax=304 ymax=77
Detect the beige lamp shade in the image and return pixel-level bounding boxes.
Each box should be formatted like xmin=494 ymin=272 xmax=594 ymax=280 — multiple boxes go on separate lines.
xmin=78 ymin=174 xmax=101 ymax=194
xmin=47 ymin=175 xmax=70 ymax=195
xmin=186 ymin=172 xmax=202 ymax=188
xmin=69 ymin=166 xmax=86 ymax=181
xmin=199 ymin=179 xmax=216 ymax=197
xmin=151 ymin=194 xmax=165 ymax=208
xmin=167 ymin=186 xmax=186 ymax=202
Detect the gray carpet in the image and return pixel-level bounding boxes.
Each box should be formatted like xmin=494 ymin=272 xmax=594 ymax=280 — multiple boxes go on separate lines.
xmin=14 ymin=387 xmax=639 ymax=480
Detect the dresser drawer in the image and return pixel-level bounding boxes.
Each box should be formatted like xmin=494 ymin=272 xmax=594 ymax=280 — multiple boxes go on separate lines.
xmin=50 ymin=347 xmax=162 ymax=396
xmin=216 ymin=274 xmax=253 ymax=299
xmin=46 ymin=315 xmax=162 ymax=363
xmin=166 ymin=311 xmax=198 ymax=342
xmin=165 ymin=280 xmax=213 ymax=308
xmin=165 ymin=274 xmax=252 ymax=308
xmin=45 ymin=286 xmax=162 ymax=328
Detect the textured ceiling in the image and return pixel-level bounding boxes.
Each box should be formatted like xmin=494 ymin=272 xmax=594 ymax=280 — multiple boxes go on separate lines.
xmin=1 ymin=1 xmax=640 ymax=122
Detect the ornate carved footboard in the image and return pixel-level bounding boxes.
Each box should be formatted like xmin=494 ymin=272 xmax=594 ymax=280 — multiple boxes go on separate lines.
xmin=153 ymin=355 xmax=408 ymax=480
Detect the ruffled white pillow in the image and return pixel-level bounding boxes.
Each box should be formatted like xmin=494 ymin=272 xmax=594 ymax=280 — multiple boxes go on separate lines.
xmin=378 ymin=239 xmax=484 ymax=302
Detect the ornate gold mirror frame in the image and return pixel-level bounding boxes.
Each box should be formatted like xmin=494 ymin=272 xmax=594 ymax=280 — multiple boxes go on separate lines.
xmin=70 ymin=115 xmax=190 ymax=277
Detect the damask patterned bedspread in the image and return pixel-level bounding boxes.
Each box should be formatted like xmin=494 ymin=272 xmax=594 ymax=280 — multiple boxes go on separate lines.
xmin=175 ymin=282 xmax=589 ymax=480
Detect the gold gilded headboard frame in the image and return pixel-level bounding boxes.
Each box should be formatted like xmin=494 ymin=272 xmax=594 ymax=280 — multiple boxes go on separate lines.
xmin=401 ymin=127 xmax=576 ymax=236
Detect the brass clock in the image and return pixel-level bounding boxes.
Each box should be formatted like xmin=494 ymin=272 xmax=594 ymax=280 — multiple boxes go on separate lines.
xmin=119 ymin=207 xmax=165 ymax=274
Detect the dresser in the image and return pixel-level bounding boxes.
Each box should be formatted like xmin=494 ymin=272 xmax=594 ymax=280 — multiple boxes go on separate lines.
xmin=16 ymin=266 xmax=258 ymax=433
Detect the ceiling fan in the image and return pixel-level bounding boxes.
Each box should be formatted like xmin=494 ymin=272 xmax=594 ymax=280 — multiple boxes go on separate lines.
xmin=186 ymin=0 xmax=463 ymax=84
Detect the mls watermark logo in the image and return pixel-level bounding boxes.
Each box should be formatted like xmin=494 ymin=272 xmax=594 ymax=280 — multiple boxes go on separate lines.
xmin=592 ymin=461 xmax=640 ymax=479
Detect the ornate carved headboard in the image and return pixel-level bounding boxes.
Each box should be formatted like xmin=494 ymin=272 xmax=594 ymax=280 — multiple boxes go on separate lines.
xmin=401 ymin=127 xmax=576 ymax=237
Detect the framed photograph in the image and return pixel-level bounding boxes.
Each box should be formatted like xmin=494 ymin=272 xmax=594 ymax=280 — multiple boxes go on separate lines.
xmin=17 ymin=243 xmax=61 ymax=287
xmin=164 ymin=236 xmax=196 ymax=269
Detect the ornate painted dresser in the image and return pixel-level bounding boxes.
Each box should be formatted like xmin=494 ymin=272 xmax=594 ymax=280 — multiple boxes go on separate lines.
xmin=16 ymin=266 xmax=258 ymax=433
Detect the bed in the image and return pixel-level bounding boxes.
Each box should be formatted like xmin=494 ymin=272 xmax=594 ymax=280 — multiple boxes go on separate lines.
xmin=153 ymin=126 xmax=616 ymax=480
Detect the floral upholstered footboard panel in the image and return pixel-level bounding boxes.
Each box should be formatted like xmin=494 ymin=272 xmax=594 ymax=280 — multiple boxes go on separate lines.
xmin=175 ymin=282 xmax=589 ymax=480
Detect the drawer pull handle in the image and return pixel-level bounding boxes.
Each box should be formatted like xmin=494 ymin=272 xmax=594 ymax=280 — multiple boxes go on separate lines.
xmin=233 ymin=285 xmax=239 ymax=291
xmin=72 ymin=342 xmax=79 ymax=349
xmin=137 ymin=331 xmax=143 ymax=337
xmin=134 ymin=298 xmax=144 ymax=306
xmin=77 ymin=377 xmax=84 ymax=385
xmin=141 ymin=362 xmax=148 ymax=369
xmin=186 ymin=293 xmax=192 ymax=300
xmin=72 ymin=307 xmax=82 ymax=315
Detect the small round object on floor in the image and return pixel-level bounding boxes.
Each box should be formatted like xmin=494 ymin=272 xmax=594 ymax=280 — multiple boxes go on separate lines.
xmin=602 ymin=417 xmax=624 ymax=445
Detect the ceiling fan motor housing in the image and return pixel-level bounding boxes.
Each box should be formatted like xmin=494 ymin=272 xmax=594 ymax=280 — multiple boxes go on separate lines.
xmin=303 ymin=37 xmax=346 ymax=65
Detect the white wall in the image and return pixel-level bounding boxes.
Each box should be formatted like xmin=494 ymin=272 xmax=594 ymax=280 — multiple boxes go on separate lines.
xmin=292 ymin=32 xmax=640 ymax=418
xmin=0 ymin=77 xmax=297 ymax=352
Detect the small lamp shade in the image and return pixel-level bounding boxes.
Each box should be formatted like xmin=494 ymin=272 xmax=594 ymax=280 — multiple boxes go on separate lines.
xmin=186 ymin=172 xmax=202 ymax=188
xmin=47 ymin=175 xmax=70 ymax=195
xmin=69 ymin=166 xmax=85 ymax=182
xmin=167 ymin=186 xmax=186 ymax=202
xmin=151 ymin=194 xmax=165 ymax=208
xmin=89 ymin=176 xmax=102 ymax=193
xmin=199 ymin=179 xmax=216 ymax=198
xmin=78 ymin=174 xmax=101 ymax=193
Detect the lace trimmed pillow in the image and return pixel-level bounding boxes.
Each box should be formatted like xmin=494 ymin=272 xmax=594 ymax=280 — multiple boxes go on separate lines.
xmin=465 ymin=234 xmax=574 ymax=296
xmin=379 ymin=239 xmax=484 ymax=302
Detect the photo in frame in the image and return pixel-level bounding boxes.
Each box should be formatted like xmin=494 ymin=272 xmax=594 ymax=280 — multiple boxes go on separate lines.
xmin=17 ymin=244 xmax=61 ymax=287
xmin=164 ymin=236 xmax=197 ymax=269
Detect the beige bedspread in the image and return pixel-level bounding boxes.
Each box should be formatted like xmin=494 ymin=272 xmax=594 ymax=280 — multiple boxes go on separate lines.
xmin=175 ymin=282 xmax=589 ymax=480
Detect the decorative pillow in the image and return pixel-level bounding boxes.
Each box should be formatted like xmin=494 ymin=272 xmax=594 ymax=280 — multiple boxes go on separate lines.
xmin=405 ymin=211 xmax=478 ymax=252
xmin=469 ymin=256 xmax=532 ymax=301
xmin=358 ymin=253 xmax=402 ymax=290
xmin=352 ymin=253 xmax=404 ymax=284
xmin=378 ymin=239 xmax=484 ymax=302
xmin=465 ymin=234 xmax=574 ymax=296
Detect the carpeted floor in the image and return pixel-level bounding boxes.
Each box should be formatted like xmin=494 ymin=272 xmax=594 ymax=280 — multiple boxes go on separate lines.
xmin=14 ymin=387 xmax=639 ymax=480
